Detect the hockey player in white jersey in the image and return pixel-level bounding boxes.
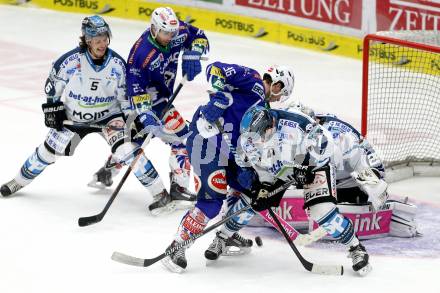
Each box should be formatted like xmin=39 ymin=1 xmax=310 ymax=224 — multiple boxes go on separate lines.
xmin=0 ymin=16 xmax=166 ymax=202
xmin=208 ymin=105 xmax=372 ymax=276
xmin=286 ymin=102 xmax=389 ymax=210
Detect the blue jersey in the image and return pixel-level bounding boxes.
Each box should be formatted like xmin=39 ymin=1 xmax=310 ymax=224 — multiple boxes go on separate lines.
xmin=198 ymin=62 xmax=266 ymax=146
xmin=126 ymin=21 xmax=209 ymax=113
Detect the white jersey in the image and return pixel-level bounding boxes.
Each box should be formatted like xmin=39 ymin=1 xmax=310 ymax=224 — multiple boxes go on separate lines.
xmin=239 ymin=108 xmax=336 ymax=183
xmin=44 ymin=47 xmax=130 ymax=123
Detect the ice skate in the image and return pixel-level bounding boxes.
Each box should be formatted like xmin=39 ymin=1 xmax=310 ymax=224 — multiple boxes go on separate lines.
xmin=87 ymin=167 xmax=113 ymax=189
xmin=222 ymin=232 xmax=253 ymax=256
xmin=1 ymin=179 xmax=24 ymax=197
xmin=161 ymin=241 xmax=187 ymax=273
xmin=169 ymin=181 xmax=196 ymax=210
xmin=348 ymin=243 xmax=372 ymax=276
xmin=204 ymin=231 xmax=229 ymax=260
xmin=148 ymin=189 xmax=176 ymax=216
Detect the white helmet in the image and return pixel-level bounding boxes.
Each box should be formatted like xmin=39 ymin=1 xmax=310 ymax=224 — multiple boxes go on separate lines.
xmin=150 ymin=7 xmax=179 ymax=38
xmin=264 ymin=65 xmax=295 ymax=101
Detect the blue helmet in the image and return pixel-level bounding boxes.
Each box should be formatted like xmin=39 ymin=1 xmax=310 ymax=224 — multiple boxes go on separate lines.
xmin=81 ymin=15 xmax=112 ymax=40
xmin=240 ymin=106 xmax=274 ymax=137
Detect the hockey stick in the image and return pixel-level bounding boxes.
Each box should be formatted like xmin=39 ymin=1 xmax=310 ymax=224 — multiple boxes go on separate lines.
xmin=111 ymin=182 xmax=290 ymax=267
xmin=267 ymin=208 xmax=343 ymax=275
xmin=215 ymin=122 xmax=341 ymax=274
xmin=63 ymin=120 xmax=124 ymax=131
xmin=78 ymin=76 xmax=188 ymax=227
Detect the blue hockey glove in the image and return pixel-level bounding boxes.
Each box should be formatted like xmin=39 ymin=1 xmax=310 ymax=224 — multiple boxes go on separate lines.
xmin=138 ymin=112 xmax=161 ymax=136
xmin=237 ymin=168 xmax=257 ymax=190
xmin=182 ymin=50 xmax=202 ymax=81
xmin=200 ymin=91 xmax=230 ymax=123
xmin=42 ymin=100 xmax=67 ymax=131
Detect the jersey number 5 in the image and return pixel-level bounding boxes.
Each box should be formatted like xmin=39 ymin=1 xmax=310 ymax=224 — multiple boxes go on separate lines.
xmin=90 ymin=81 xmax=99 ymax=91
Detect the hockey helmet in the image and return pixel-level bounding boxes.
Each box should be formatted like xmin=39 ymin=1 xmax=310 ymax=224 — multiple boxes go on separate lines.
xmin=81 ymin=15 xmax=112 ymax=40
xmin=263 ymin=65 xmax=295 ymax=101
xmin=240 ymin=106 xmax=274 ymax=138
xmin=150 ymin=7 xmax=179 ymax=38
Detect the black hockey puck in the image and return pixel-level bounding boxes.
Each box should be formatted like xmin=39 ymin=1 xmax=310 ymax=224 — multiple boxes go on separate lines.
xmin=255 ymin=236 xmax=263 ymax=247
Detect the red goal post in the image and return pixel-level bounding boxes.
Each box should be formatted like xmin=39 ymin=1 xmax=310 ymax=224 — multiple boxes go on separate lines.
xmin=361 ymin=31 xmax=440 ymax=179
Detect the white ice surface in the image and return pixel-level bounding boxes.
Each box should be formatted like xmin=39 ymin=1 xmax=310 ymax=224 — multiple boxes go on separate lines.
xmin=0 ymin=6 xmax=439 ymax=293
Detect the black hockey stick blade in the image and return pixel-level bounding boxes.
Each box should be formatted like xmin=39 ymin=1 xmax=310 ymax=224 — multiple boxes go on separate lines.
xmin=267 ymin=209 xmax=343 ymax=276
xmin=78 ymin=214 xmax=103 ymax=227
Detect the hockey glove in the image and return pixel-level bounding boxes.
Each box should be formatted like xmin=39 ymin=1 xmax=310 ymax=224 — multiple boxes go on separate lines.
xmin=42 ymin=100 xmax=67 ymax=131
xmin=237 ymin=167 xmax=257 ymax=190
xmin=138 ymin=112 xmax=161 ymax=136
xmin=286 ymin=166 xmax=315 ymax=188
xmin=250 ymin=179 xmax=287 ymax=212
xmin=182 ymin=50 xmax=202 ymax=81
xmin=200 ymin=91 xmax=230 ymax=123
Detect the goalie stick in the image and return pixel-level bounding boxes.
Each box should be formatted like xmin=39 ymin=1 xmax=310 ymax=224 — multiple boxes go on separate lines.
xmin=78 ymin=76 xmax=188 ymax=227
xmin=111 ymin=180 xmax=294 ymax=267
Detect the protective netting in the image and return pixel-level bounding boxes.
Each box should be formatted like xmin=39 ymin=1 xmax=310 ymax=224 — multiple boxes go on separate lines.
xmin=364 ymin=31 xmax=440 ymax=168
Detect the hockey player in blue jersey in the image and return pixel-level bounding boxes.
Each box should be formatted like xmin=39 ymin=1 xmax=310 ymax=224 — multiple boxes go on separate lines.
xmin=0 ymin=16 xmax=165 ymax=200
xmin=215 ymin=105 xmax=373 ymax=276
xmin=160 ymin=63 xmax=294 ymax=273
xmin=88 ymin=7 xmax=209 ymax=215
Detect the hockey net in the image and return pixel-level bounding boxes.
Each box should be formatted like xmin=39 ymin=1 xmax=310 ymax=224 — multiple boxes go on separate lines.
xmin=362 ymin=31 xmax=440 ymax=180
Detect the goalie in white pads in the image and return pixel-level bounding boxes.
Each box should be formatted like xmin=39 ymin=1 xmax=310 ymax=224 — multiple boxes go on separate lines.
xmin=287 ymin=103 xmax=419 ymax=238
xmin=0 ymin=16 xmax=167 ymax=205
xmin=219 ymin=106 xmax=373 ymax=276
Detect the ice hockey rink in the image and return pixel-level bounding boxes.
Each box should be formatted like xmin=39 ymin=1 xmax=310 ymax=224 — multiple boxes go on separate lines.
xmin=1 ymin=5 xmax=439 ymax=293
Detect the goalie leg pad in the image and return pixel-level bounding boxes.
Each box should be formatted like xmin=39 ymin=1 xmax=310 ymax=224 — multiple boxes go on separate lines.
xmin=385 ymin=199 xmax=420 ymax=237
xmin=309 ymin=202 xmax=357 ymax=246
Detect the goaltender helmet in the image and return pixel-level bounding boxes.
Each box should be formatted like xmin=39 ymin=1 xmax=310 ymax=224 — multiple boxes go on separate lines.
xmin=263 ymin=65 xmax=295 ymax=101
xmin=81 ymin=15 xmax=112 ymax=40
xmin=150 ymin=7 xmax=179 ymax=38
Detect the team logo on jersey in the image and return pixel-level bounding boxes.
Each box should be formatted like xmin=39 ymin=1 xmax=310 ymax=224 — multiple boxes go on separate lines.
xmin=211 ymin=76 xmax=225 ymax=91
xmin=209 ymin=66 xmax=225 ymax=79
xmin=208 ymin=170 xmax=227 ymax=194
